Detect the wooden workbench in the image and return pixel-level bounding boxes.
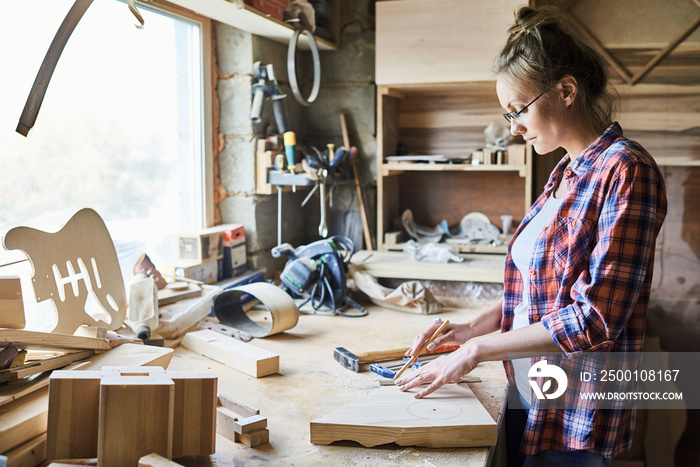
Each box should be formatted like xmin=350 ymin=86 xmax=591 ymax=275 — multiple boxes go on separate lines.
xmin=167 ymin=304 xmax=508 ymax=466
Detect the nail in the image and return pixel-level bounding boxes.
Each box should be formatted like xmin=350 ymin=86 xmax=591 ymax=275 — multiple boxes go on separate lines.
xmin=426 ymin=343 xmax=436 ymax=351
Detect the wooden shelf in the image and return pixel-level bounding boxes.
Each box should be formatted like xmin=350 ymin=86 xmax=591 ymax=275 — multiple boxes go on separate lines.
xmin=376 ymin=81 xmax=533 ymax=252
xmin=381 ymin=162 xmax=529 ymax=177
xmin=165 ymin=0 xmax=338 ymax=50
xmin=351 ymin=250 xmax=505 ymax=283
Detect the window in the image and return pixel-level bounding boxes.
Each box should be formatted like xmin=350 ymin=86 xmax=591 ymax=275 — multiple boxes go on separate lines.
xmin=0 ymin=0 xmax=212 ymax=284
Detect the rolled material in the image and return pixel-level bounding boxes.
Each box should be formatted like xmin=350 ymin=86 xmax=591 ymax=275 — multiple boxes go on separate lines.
xmin=214 ymin=283 xmax=299 ymax=337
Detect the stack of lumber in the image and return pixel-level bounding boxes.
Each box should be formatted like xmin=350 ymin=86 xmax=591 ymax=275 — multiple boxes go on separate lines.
xmin=0 ymin=328 xmax=174 ymax=466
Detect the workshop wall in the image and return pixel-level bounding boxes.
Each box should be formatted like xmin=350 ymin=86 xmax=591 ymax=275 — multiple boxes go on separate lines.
xmin=214 ymin=1 xmax=378 ymax=275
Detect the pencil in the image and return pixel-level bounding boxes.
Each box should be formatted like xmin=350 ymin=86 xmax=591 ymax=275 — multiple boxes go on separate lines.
xmin=393 ymin=319 xmax=450 ymax=381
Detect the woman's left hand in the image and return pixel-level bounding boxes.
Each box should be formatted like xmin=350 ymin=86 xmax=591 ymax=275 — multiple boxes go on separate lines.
xmin=395 ymin=345 xmax=479 ymax=398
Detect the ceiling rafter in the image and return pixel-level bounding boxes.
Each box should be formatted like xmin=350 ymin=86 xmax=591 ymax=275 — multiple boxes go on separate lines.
xmin=532 ymin=0 xmax=700 ymax=85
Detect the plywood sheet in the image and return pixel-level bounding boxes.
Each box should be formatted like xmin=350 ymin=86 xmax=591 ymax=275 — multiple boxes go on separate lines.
xmin=310 ymin=384 xmax=497 ymax=448
xmin=376 ymin=0 xmax=520 ymax=84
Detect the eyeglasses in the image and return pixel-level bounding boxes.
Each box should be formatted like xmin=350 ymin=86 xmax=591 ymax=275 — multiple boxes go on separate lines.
xmin=502 ymin=89 xmax=549 ymax=124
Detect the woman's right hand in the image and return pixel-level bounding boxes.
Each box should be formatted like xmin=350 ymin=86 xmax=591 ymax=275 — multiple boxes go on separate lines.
xmin=404 ymin=320 xmax=472 ymax=357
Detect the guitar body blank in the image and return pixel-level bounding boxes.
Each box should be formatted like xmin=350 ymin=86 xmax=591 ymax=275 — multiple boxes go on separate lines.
xmin=3 ymin=208 xmax=126 ymax=334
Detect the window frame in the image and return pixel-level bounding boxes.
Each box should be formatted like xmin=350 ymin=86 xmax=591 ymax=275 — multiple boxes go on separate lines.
xmin=150 ymin=0 xmax=216 ymax=229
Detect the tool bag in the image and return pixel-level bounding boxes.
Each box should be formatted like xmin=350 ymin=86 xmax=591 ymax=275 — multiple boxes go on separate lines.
xmin=271 ymin=236 xmax=366 ymax=317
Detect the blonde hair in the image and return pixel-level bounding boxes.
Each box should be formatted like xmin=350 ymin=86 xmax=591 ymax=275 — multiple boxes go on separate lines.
xmin=495 ymin=6 xmax=616 ymax=133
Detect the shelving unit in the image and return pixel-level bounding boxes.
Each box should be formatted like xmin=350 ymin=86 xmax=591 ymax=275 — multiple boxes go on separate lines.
xmin=166 ymin=0 xmax=339 ymax=50
xmin=376 ymin=82 xmax=532 ymax=252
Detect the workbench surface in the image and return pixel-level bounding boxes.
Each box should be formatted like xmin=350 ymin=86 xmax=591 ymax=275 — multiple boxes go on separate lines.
xmin=167 ymin=304 xmax=508 ymax=466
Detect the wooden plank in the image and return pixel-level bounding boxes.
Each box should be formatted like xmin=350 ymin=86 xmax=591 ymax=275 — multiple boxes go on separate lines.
xmin=0 ymin=373 xmax=51 ymax=409
xmin=98 ymin=375 xmax=175 ymax=467
xmin=0 ymin=329 xmax=121 ymax=351
xmin=376 ymin=0 xmax=519 ymax=84
xmin=0 ymin=361 xmax=88 ymax=409
xmin=0 ymin=277 xmax=24 ymax=329
xmin=182 ymin=330 xmax=279 ymax=378
xmin=350 ymin=251 xmax=505 ymax=283
xmin=4 ymin=433 xmax=46 ymax=467
xmin=0 ymin=350 xmax=94 ymax=383
xmin=310 ymin=384 xmax=497 ymax=448
xmin=78 ymin=343 xmax=174 ymax=370
xmin=218 ymin=393 xmax=260 ymax=418
xmin=0 ymin=387 xmax=49 ymax=453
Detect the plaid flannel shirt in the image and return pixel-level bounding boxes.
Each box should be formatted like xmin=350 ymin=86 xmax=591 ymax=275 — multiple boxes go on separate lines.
xmin=502 ymin=122 xmax=667 ymax=458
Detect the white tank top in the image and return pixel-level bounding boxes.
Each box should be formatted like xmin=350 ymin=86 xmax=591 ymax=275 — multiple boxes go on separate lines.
xmin=510 ymin=193 xmax=564 ymax=403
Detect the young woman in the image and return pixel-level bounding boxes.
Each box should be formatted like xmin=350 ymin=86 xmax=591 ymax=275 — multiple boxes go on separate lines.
xmin=395 ymin=6 xmax=667 ymax=466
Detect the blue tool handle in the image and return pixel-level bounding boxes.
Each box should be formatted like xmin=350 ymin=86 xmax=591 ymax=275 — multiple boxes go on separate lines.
xmin=283 ymin=131 xmax=296 ymax=170
xmin=370 ymin=363 xmax=396 ymax=378
xmin=329 ymin=147 xmax=347 ymax=171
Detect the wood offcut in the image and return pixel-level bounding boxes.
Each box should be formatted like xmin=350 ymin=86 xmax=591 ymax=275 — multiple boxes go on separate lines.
xmin=310 ymin=384 xmax=497 ymax=448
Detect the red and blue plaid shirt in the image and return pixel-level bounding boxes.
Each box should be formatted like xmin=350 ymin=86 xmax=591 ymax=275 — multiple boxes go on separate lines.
xmin=502 ymin=122 xmax=667 ymax=457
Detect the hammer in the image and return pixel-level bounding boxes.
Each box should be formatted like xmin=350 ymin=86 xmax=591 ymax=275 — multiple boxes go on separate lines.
xmin=333 ymin=344 xmax=459 ymax=373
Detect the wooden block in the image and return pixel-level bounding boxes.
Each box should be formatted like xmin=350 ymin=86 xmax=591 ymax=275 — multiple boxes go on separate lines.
xmin=138 ymin=452 xmax=183 ymax=466
xmin=4 ymin=433 xmax=46 ymax=467
xmin=310 ymin=384 xmax=497 ymax=448
xmin=383 ymin=230 xmax=407 ymax=247
xmin=98 ymin=375 xmax=175 ymax=467
xmin=0 ymin=277 xmax=24 ymax=329
xmin=157 ymin=282 xmax=202 ymax=307
xmin=256 ymin=150 xmax=275 ymax=195
xmin=233 ymin=414 xmax=267 ymax=435
xmin=182 ymin=330 xmax=279 ymax=378
xmin=73 ymin=325 xmax=108 ymax=339
xmin=216 ymin=394 xmax=269 ymax=448
xmin=167 ymin=371 xmax=217 ymax=456
xmin=238 ymin=428 xmax=269 ymax=448
xmin=216 ymin=406 xmax=239 ymax=442
xmin=507 ymin=144 xmax=526 ymax=166
xmin=0 ymin=387 xmax=48 ymax=453
xmin=47 ymin=367 xmax=165 ymax=461
xmin=46 ymin=370 xmax=104 ymax=460
xmin=47 ymin=367 xmax=216 ymax=460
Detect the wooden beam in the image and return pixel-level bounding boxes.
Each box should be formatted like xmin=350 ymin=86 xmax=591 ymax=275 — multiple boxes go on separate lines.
xmin=182 ymin=330 xmax=279 ymax=378
xmin=630 ymin=15 xmax=700 ymax=85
